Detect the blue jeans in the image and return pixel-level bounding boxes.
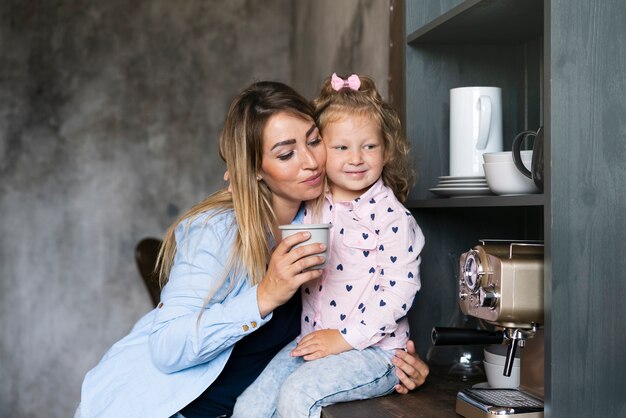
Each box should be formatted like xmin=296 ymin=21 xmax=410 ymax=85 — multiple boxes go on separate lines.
xmin=232 ymin=339 xmax=398 ymax=418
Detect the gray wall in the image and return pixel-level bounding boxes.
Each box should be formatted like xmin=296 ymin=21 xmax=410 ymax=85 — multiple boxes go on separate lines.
xmin=0 ymin=1 xmax=389 ymax=416
xmin=292 ymin=0 xmax=390 ymax=100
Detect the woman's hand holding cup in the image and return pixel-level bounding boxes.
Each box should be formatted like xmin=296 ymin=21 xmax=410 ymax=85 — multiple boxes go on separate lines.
xmin=257 ymin=231 xmax=326 ymax=318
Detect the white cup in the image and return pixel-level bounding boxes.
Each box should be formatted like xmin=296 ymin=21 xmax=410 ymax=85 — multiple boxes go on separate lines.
xmin=483 ymin=150 xmax=532 ymax=164
xmin=279 ymin=224 xmax=330 ymax=269
xmin=483 ymin=360 xmax=520 ymax=388
xmin=484 ymin=345 xmax=520 ymax=367
xmin=450 ymin=86 xmax=503 ymax=176
xmin=483 ymin=160 xmax=540 ymax=195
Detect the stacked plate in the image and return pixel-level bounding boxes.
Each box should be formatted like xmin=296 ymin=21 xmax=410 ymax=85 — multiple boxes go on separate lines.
xmin=429 ymin=175 xmax=493 ymax=197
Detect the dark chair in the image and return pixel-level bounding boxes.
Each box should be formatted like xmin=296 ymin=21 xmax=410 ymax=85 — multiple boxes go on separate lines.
xmin=134 ymin=237 xmax=163 ymax=307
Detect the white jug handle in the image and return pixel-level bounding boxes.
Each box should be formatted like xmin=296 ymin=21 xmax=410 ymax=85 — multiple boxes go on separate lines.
xmin=476 ymin=95 xmax=491 ymax=150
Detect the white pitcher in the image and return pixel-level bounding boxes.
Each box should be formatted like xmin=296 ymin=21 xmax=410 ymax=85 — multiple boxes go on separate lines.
xmin=449 ymin=86 xmax=503 ymax=176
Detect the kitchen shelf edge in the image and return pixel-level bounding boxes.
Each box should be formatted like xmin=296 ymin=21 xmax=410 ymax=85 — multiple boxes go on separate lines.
xmin=406 ymin=194 xmax=545 ymax=209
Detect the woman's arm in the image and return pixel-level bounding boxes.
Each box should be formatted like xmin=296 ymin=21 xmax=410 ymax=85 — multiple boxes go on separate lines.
xmin=149 ymin=213 xmax=268 ymax=373
xmin=149 ymin=211 xmax=325 ymax=373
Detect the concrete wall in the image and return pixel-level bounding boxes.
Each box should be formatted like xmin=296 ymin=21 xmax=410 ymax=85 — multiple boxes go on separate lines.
xmin=0 ymin=1 xmax=389 ymax=416
xmin=292 ymin=0 xmax=390 ymax=100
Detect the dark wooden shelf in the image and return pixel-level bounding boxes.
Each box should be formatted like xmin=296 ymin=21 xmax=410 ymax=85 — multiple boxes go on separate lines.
xmin=407 ymin=0 xmax=543 ymax=45
xmin=322 ymin=372 xmax=479 ymax=418
xmin=406 ymin=193 xmax=544 ymax=209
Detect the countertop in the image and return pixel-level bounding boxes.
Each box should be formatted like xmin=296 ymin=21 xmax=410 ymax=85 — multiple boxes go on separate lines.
xmin=321 ymin=372 xmax=482 ymax=418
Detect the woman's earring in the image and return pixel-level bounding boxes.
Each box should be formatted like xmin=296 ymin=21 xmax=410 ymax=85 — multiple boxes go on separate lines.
xmin=256 ymin=174 xmax=262 ymax=181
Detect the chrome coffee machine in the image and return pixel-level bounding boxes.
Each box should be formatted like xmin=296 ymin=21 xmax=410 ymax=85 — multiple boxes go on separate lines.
xmin=432 ymin=240 xmax=545 ymax=418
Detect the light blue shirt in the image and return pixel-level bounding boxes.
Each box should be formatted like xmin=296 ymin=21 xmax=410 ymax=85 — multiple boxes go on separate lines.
xmin=81 ymin=208 xmax=304 ymax=417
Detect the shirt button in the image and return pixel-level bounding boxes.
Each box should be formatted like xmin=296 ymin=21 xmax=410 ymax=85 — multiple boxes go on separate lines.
xmin=242 ymin=325 xmax=249 ymax=332
xmin=251 ymin=321 xmax=257 ymax=328
xmin=158 ymin=302 xmax=164 ymax=309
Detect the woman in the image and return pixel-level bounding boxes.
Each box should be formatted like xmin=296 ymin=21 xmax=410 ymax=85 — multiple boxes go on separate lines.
xmin=78 ymin=81 xmax=428 ymax=418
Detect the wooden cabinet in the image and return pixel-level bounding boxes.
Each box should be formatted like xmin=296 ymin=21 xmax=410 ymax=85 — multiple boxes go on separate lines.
xmin=404 ymin=0 xmax=545 ymax=360
xmin=403 ymin=1 xmax=625 ymax=417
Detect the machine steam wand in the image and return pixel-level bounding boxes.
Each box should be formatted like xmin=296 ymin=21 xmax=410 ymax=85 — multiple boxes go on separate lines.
xmin=502 ymin=325 xmax=537 ymax=376
xmin=432 ymin=324 xmax=539 ymax=377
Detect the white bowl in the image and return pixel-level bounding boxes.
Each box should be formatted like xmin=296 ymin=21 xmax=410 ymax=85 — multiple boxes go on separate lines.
xmin=483 ymin=150 xmax=532 ymax=164
xmin=484 ymin=345 xmax=520 ymax=367
xmin=483 ymin=161 xmax=540 ymax=195
xmin=483 ymin=360 xmax=520 ymax=388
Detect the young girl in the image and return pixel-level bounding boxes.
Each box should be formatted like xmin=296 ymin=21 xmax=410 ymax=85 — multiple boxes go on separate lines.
xmin=232 ymin=73 xmax=425 ymax=417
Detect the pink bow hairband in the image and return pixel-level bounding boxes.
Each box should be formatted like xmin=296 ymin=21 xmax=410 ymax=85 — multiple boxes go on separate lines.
xmin=331 ymin=73 xmax=361 ymax=91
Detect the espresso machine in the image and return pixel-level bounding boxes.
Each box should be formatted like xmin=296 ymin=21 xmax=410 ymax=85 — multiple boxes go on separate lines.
xmin=432 ymin=240 xmax=545 ymax=418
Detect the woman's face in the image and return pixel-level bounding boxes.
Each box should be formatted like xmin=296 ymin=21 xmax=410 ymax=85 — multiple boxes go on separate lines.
xmin=259 ymin=112 xmax=326 ymax=208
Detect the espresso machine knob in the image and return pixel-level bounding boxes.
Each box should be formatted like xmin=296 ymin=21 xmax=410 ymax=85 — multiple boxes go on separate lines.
xmin=478 ymin=287 xmax=499 ymax=308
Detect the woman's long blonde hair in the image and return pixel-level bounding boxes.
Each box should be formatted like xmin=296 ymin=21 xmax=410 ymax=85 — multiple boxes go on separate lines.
xmin=312 ymin=74 xmax=414 ymax=203
xmin=157 ymin=81 xmax=316 ymax=287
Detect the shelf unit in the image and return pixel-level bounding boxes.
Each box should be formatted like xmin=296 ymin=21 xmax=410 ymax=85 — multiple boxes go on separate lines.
xmin=407 ymin=193 xmax=544 ymax=208
xmin=406 ymin=0 xmax=542 ymax=45
xmin=403 ymin=1 xmax=625 ymax=417
xmin=403 ymin=0 xmax=545 ymax=356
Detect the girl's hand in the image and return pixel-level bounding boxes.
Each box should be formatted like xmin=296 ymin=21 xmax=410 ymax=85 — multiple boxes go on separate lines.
xmin=392 ymin=340 xmax=429 ymax=393
xmin=290 ymin=329 xmax=352 ymax=360
xmin=257 ymin=232 xmax=326 ymax=318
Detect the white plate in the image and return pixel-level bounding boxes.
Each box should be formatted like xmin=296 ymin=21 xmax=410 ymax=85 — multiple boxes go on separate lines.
xmin=438 ymin=179 xmax=487 ymax=185
xmin=435 ymin=182 xmax=488 ymax=188
xmin=438 ymin=175 xmax=486 ymax=181
xmin=429 ymin=187 xmax=493 ymax=197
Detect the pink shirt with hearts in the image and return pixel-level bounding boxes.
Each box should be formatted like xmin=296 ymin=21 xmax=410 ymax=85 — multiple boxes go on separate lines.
xmin=301 ymin=179 xmax=424 ymax=351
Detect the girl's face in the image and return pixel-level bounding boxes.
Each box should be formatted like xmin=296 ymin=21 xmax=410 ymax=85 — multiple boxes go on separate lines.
xmin=259 ymin=112 xmax=326 ymax=210
xmin=323 ymin=112 xmax=385 ymax=202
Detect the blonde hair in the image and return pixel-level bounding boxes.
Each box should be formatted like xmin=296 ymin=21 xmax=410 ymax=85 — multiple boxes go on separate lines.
xmin=312 ymin=74 xmax=414 ymax=203
xmin=157 ymin=81 xmax=316 ymax=288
